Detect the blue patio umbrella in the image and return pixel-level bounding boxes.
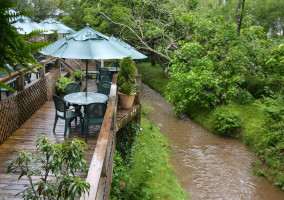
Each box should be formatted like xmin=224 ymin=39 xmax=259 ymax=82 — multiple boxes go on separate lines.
xmin=108 ymin=36 xmax=146 ymax=59
xmin=12 ymin=16 xmax=54 ymax=35
xmin=41 ymin=25 xmax=146 ymax=96
xmin=40 ymin=18 xmax=75 ymax=34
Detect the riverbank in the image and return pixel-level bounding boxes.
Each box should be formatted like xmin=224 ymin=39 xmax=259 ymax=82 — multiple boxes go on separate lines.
xmin=137 ymin=62 xmax=284 ymax=190
xmin=110 ymin=110 xmax=187 ymax=199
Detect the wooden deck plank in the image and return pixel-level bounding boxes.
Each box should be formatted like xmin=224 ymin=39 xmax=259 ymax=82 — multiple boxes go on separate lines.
xmin=0 ymin=101 xmax=99 ymax=199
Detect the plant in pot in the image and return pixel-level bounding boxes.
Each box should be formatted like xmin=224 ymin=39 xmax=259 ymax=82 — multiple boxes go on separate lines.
xmin=55 ymin=77 xmax=74 ymax=98
xmin=117 ymin=57 xmax=137 ymax=109
xmin=71 ymin=69 xmax=86 ymax=81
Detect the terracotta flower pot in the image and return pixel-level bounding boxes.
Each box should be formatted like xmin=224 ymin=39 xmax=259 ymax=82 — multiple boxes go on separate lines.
xmin=118 ymin=92 xmax=136 ymax=109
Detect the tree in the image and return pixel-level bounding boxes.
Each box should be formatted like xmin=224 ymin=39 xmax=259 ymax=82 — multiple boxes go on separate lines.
xmin=236 ymin=0 xmax=245 ymax=34
xmin=165 ymin=14 xmax=272 ymax=114
xmin=251 ymin=0 xmax=284 ymax=37
xmin=0 ymin=0 xmax=47 ymax=90
xmin=12 ymin=0 xmax=60 ymax=22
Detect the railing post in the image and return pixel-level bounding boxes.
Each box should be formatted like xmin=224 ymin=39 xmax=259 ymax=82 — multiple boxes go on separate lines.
xmin=56 ymin=58 xmax=61 ymax=77
xmin=16 ymin=74 xmax=25 ymax=91
xmin=40 ymin=62 xmax=46 ymax=78
xmin=135 ymin=74 xmax=142 ymax=104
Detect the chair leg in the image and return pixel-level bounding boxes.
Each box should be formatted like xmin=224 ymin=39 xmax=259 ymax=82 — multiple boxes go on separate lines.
xmin=84 ymin=123 xmax=88 ymax=143
xmin=80 ymin=118 xmax=84 ymax=135
xmin=64 ymin=119 xmax=69 ymax=137
xmin=53 ymin=115 xmax=58 ymax=132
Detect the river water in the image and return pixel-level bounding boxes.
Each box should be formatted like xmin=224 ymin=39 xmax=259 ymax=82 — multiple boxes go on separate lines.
xmin=140 ymin=83 xmax=284 ymax=200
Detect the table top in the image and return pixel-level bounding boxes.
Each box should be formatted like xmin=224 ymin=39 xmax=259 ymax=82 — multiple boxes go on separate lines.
xmin=105 ymin=67 xmax=120 ymax=72
xmin=64 ymin=92 xmax=108 ymax=105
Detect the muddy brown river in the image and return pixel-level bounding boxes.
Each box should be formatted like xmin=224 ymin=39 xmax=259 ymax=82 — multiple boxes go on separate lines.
xmin=140 ymin=84 xmax=284 ymax=200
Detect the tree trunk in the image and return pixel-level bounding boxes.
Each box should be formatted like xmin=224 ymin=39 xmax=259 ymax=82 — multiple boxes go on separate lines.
xmin=156 ymin=54 xmax=170 ymax=78
xmin=150 ymin=51 xmax=156 ymax=66
xmin=236 ymin=0 xmax=246 ymax=35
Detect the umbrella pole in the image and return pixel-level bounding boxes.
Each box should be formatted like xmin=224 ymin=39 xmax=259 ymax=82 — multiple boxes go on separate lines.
xmin=86 ymin=60 xmax=88 ymax=97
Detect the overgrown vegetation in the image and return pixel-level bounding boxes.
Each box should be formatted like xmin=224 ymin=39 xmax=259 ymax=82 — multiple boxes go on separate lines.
xmin=137 ymin=62 xmax=284 ymax=190
xmin=111 ymin=111 xmax=187 ymax=199
xmin=4 ymin=136 xmax=90 ymax=199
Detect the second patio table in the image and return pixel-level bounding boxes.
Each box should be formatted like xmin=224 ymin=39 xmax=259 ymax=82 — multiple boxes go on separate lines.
xmin=64 ymin=92 xmax=108 ymax=105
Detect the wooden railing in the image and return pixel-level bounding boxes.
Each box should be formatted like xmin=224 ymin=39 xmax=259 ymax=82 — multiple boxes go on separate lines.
xmin=0 ymin=66 xmax=60 ymax=144
xmin=81 ymin=75 xmax=118 ymax=200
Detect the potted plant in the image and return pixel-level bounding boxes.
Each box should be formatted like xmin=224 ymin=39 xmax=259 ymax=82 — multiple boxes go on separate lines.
xmin=71 ymin=69 xmax=86 ymax=81
xmin=117 ymin=57 xmax=137 ymax=109
xmin=55 ymin=77 xmax=74 ymax=98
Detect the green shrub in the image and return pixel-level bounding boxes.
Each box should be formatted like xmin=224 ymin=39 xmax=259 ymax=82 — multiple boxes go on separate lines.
xmin=211 ymin=107 xmax=243 ymax=137
xmin=71 ymin=69 xmax=86 ymax=81
xmin=117 ymin=57 xmax=137 ymax=96
xmin=233 ymin=88 xmax=254 ymax=105
xmin=120 ymin=82 xmax=135 ymax=95
xmin=242 ymin=75 xmax=284 ymax=99
xmin=55 ymin=77 xmax=74 ymax=93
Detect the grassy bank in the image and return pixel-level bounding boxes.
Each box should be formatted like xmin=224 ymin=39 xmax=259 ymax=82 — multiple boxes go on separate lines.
xmin=137 ymin=62 xmax=284 ymax=190
xmin=111 ymin=111 xmax=187 ymax=199
xmin=136 ymin=62 xmax=171 ymax=96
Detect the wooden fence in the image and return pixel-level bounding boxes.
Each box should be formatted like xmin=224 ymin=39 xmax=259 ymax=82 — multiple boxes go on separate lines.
xmin=81 ymin=75 xmax=118 ymax=200
xmin=0 ymin=67 xmax=60 ymax=144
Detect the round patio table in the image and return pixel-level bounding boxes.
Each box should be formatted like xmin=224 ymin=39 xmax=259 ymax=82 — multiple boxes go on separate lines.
xmin=64 ymin=92 xmax=108 ymax=105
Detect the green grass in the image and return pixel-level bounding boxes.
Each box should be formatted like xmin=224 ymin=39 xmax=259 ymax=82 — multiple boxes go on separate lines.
xmin=111 ymin=114 xmax=188 ymax=200
xmin=136 ymin=62 xmax=171 ymax=96
xmin=136 ymin=62 xmax=284 ymax=190
xmin=128 ymin=117 xmax=187 ymax=199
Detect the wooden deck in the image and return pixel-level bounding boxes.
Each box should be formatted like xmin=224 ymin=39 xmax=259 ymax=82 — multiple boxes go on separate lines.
xmin=0 ymin=101 xmax=100 ymax=199
xmin=0 ymin=72 xmax=142 ymax=199
xmin=0 ymin=78 xmax=99 ymax=199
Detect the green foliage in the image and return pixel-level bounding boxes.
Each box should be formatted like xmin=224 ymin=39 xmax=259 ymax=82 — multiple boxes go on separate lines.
xmin=211 ymin=106 xmax=243 ymax=137
xmin=46 ymin=30 xmax=58 ymax=42
xmin=166 ymin=41 xmax=243 ymax=114
xmin=55 ymin=77 xmax=74 ymax=93
xmin=12 ymin=0 xmax=60 ymax=22
xmin=0 ymin=0 xmax=48 ymax=90
xmin=136 ymin=62 xmax=170 ymax=96
xmin=116 ymin=123 xmax=139 ymax=161
xmin=117 ymin=57 xmax=136 ymax=95
xmin=111 ymin=117 xmax=187 ymax=200
xmin=120 ymin=82 xmax=135 ymax=96
xmin=264 ymin=43 xmax=284 ymax=76
xmin=242 ymin=75 xmax=284 ymax=99
xmin=4 ymin=136 xmax=90 ymax=199
xmin=251 ymin=91 xmax=284 ymax=189
xmin=233 ymin=88 xmax=254 ymax=105
xmin=71 ymin=69 xmax=86 ymax=81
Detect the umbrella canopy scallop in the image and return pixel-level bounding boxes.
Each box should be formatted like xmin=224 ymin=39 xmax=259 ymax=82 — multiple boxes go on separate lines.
xmin=41 ymin=26 xmax=147 ymax=60
xmin=40 ymin=18 xmax=75 ymax=34
xmin=12 ymin=16 xmax=54 ymax=35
